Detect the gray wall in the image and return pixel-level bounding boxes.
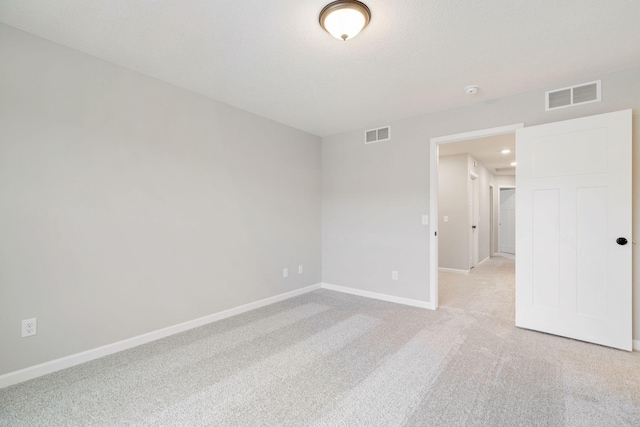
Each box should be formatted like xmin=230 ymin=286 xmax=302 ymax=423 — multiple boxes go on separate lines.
xmin=322 ymin=125 xmax=431 ymax=301
xmin=321 ymin=67 xmax=640 ymax=340
xmin=0 ymin=24 xmax=322 ymax=375
xmin=3 ymin=23 xmax=640 ymax=378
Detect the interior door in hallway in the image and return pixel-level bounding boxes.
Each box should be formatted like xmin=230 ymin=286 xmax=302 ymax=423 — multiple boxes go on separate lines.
xmin=515 ymin=109 xmax=632 ymax=351
xmin=469 ymin=172 xmax=479 ymax=268
xmin=499 ymin=188 xmax=516 ymax=254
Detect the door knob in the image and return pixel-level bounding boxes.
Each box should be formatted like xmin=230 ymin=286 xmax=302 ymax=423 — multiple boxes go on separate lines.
xmin=616 ymin=237 xmax=628 ymax=245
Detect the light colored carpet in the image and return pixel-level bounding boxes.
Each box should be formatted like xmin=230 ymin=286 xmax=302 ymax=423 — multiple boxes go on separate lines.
xmin=2 ymin=255 xmax=640 ymax=426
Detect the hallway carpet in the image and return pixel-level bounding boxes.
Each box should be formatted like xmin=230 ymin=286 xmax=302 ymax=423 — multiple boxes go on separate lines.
xmin=2 ymin=256 xmax=640 ymax=425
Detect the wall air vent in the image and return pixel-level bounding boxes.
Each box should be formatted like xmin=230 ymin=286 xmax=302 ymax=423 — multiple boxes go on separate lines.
xmin=365 ymin=126 xmax=391 ymax=144
xmin=546 ymin=80 xmax=601 ymax=111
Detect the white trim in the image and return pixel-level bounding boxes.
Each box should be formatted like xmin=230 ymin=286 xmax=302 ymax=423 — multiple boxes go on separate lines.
xmin=634 ymin=340 xmax=640 ymax=351
xmin=321 ymin=283 xmax=435 ymax=310
xmin=430 ymin=123 xmax=524 ymax=311
xmin=438 ymin=267 xmax=469 ymax=275
xmin=478 ymin=257 xmax=490 ymax=266
xmin=0 ymin=283 xmax=321 ymax=389
xmin=431 ymin=123 xmax=524 ymax=145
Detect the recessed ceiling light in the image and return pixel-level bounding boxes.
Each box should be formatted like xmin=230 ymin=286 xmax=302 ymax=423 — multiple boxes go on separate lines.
xmin=501 ymin=149 xmax=511 ymax=154
xmin=510 ymin=162 xmax=517 ymax=166
xmin=319 ymin=1 xmax=371 ymax=41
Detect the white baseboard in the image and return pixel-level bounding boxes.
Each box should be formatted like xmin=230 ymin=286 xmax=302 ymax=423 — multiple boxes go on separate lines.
xmin=0 ymin=283 xmax=322 ymax=389
xmin=633 ymin=340 xmax=640 ymax=351
xmin=321 ymin=283 xmax=435 ymax=310
xmin=478 ymin=257 xmax=490 ymax=266
xmin=438 ymin=267 xmax=469 ymax=274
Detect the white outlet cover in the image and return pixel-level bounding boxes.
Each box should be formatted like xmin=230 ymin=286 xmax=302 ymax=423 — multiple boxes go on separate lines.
xmin=422 ymin=215 xmax=429 ymax=225
xmin=392 ymin=271 xmax=398 ymax=280
xmin=22 ymin=318 xmax=37 ymax=337
xmin=283 ymin=268 xmax=288 ymax=278
xmin=444 ymin=216 xmax=449 ymax=223
xmin=298 ymin=265 xmax=303 ymax=274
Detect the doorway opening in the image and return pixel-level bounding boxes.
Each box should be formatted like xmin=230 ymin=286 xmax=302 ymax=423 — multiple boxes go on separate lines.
xmin=429 ymin=123 xmax=523 ymax=309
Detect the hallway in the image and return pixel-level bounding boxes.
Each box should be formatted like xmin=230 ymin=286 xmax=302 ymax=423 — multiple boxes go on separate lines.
xmin=439 ymin=254 xmax=515 ymax=321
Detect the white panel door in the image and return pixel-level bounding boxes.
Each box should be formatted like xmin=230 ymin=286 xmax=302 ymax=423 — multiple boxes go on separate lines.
xmin=515 ymin=109 xmax=632 ymax=351
xmin=499 ymin=188 xmax=516 ymax=254
xmin=469 ymin=173 xmax=479 ymax=268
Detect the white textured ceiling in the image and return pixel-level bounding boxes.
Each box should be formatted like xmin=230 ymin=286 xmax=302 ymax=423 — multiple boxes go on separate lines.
xmin=1 ymin=1 xmax=640 ymax=137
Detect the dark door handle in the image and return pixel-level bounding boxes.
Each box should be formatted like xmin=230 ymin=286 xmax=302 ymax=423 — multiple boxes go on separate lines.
xmin=617 ymin=237 xmax=628 ymax=245
xmin=472 ymin=225 xmax=477 ymax=229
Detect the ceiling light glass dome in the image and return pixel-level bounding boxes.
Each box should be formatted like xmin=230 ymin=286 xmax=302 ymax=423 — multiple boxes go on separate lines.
xmin=319 ymin=1 xmax=371 ymax=41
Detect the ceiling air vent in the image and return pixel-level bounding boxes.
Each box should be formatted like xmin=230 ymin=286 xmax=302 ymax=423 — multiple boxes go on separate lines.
xmin=364 ymin=126 xmax=391 ymax=144
xmin=545 ymin=80 xmax=601 ymax=111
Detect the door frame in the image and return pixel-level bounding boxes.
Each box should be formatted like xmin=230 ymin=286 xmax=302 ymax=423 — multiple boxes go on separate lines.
xmin=429 ymin=123 xmax=524 ymax=309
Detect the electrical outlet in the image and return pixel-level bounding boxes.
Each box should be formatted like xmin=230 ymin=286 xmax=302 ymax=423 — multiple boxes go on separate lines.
xmin=283 ymin=268 xmax=289 ymax=278
xmin=298 ymin=265 xmax=303 ymax=274
xmin=392 ymin=271 xmax=398 ymax=281
xmin=22 ymin=318 xmax=37 ymax=337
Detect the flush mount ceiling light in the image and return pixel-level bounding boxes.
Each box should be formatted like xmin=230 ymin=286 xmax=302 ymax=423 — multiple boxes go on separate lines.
xmin=319 ymin=1 xmax=371 ymax=41
xmin=501 ymin=149 xmax=511 ymax=154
